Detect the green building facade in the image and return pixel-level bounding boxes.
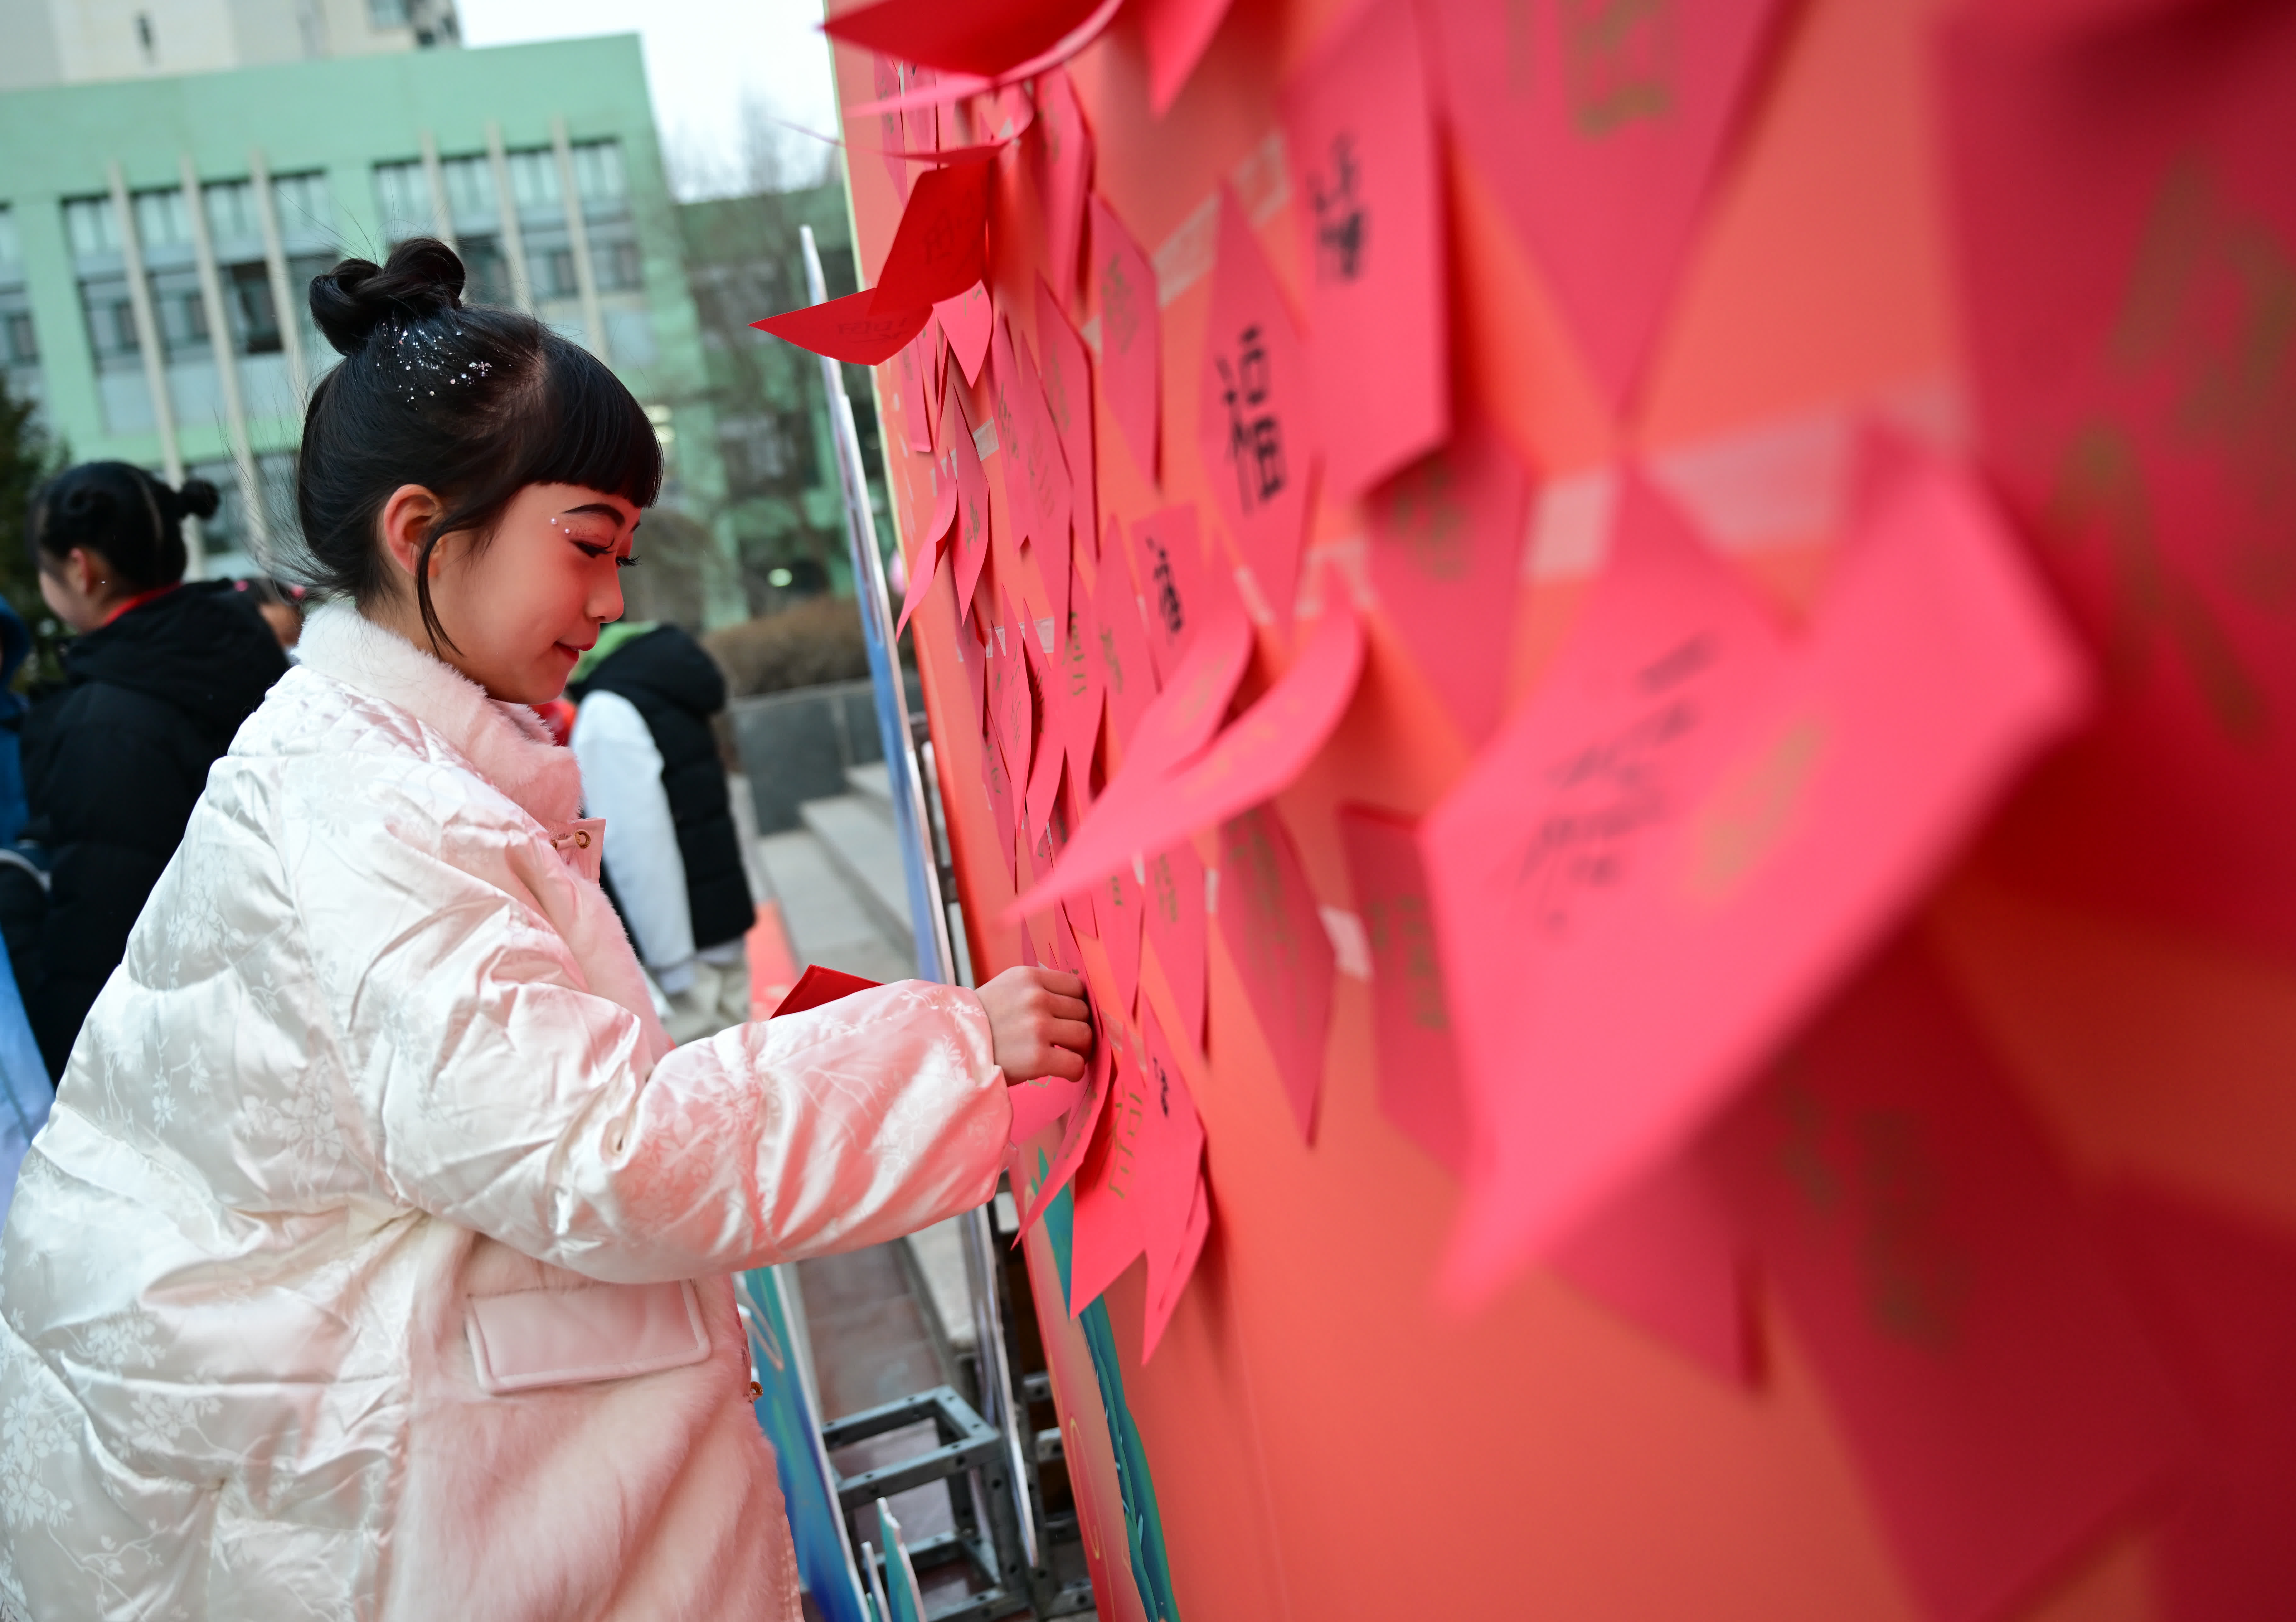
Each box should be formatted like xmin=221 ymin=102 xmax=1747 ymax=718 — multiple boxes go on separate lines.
xmin=0 ymin=33 xmax=757 ymax=624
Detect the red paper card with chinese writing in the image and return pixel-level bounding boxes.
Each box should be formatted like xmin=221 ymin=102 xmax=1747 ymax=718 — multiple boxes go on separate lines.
xmin=1055 ymin=558 xmax=1104 ymax=799
xmin=990 ymin=316 xmax=1075 ymax=561
xmin=1128 ymin=503 xmax=1233 ymax=685
xmin=1941 ymin=1 xmax=2296 ymax=956
xmin=753 ymin=289 xmax=928 ymax=366
xmin=986 ymin=590 xmax=1036 ymax=790
xmin=1090 ymin=194 xmax=1161 ymax=482
xmin=1031 ymin=69 xmax=1094 ymax=297
xmin=2102 ymin=1183 xmax=2296 ymax=1622
xmin=1335 ymin=803 xmax=1469 ymax=1176
xmin=1365 ymin=414 xmax=1534 ymax=747
xmin=1216 ymin=803 xmax=1335 ymax=1142
xmin=1036 ymin=275 xmax=1098 ymax=554
xmin=1199 ymin=191 xmax=1313 ymax=628
xmin=1090 ymin=858 xmax=1145 ymax=1016
xmin=896 ymin=330 xmax=936 ymax=455
xmin=1091 ymin=519 xmax=1158 ymax=750
xmin=1136 ymin=1002 xmax=1207 ymax=1361
xmin=1141 ymin=836 xmax=1208 ymax=1050
xmin=1705 ymin=940 xmax=2186 ymax=1622
xmin=1422 ymin=450 xmax=2087 ymax=1302
xmin=1069 ymin=1040 xmax=1148 ymax=1312
xmin=1549 ymin=1152 xmax=1751 ymax=1385
xmin=1279 ymin=0 xmax=1447 ymax=499
xmin=1423 ymin=0 xmax=1784 ymax=405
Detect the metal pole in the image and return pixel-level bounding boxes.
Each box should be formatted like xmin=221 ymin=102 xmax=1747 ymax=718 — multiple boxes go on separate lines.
xmin=798 ymin=222 xmax=1039 ymax=1575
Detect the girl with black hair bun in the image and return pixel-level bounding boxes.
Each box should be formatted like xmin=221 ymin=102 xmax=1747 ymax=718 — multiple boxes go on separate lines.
xmin=0 ymin=237 xmax=1092 ymax=1621
xmin=14 ymin=459 xmax=288 ymax=1079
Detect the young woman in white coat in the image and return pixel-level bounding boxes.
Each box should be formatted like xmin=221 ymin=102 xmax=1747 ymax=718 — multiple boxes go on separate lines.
xmin=0 ymin=238 xmax=1092 ymax=1620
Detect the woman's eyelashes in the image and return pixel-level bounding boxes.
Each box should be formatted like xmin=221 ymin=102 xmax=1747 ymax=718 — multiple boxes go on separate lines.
xmin=568 ymin=538 xmax=638 ymax=567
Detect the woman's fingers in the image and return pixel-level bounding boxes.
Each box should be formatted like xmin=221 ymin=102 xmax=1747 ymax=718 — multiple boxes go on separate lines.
xmin=1044 ymin=1016 xmax=1094 ymax=1053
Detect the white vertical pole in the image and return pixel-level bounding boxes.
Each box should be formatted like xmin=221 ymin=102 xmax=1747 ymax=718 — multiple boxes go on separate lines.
xmin=108 ymin=162 xmax=192 ymax=556
xmin=485 ymin=121 xmax=532 ymax=312
xmin=248 ymin=147 xmax=309 ymax=401
xmin=418 ymin=129 xmax=459 ymax=255
xmin=182 ymin=152 xmax=264 ymax=567
xmin=550 ymin=117 xmax=608 ymax=361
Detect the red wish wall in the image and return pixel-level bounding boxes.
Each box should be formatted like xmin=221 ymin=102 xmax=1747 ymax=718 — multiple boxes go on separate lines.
xmin=808 ymin=0 xmax=2296 ymax=1617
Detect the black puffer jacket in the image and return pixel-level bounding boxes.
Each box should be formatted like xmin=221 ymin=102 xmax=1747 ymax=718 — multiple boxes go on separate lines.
xmin=22 ymin=581 xmax=288 ymax=1076
xmin=570 ymin=624 xmax=754 ymax=953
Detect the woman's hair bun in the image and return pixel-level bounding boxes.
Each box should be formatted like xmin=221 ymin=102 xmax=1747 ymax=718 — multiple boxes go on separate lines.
xmin=308 ymin=237 xmax=467 ymax=357
xmin=172 ymin=477 xmax=221 ymax=522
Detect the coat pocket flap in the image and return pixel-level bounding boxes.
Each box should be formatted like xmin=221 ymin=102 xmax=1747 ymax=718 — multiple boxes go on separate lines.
xmin=465 ymin=1279 xmax=710 ymax=1394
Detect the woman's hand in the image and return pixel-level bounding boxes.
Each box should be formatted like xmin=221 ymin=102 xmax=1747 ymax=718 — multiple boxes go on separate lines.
xmin=978 ymin=966 xmax=1093 ymax=1083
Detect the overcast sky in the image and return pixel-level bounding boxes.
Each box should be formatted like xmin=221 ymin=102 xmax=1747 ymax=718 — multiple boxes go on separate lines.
xmin=458 ymin=0 xmax=843 ymax=197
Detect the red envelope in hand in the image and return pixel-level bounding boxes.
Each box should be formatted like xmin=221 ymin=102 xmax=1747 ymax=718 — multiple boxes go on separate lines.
xmin=1280 ymin=0 xmax=1447 ymax=499
xmin=1423 ymin=450 xmax=2087 ymax=1304
xmin=1706 ymin=940 xmax=2186 ymax=1622
xmin=1199 ymin=190 xmax=1313 ymax=628
xmin=1090 ymin=195 xmax=1162 ymax=483
xmin=1941 ymin=0 xmax=2296 ymax=955
xmin=1217 ymin=803 xmax=1335 ymax=1142
xmin=769 ymin=965 xmax=883 ymax=1018
xmin=1422 ymin=0 xmax=1785 ymax=405
xmin=1365 ymin=414 xmax=1534 ymax=747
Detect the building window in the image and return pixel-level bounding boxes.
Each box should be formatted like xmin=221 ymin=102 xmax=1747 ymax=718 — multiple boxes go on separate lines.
xmin=64 ymin=197 xmax=121 ymax=259
xmin=132 ymin=188 xmax=192 ymax=251
xmin=270 ymin=172 xmax=332 ymax=243
xmin=540 ymin=247 xmax=578 ymax=299
xmin=369 ymin=0 xmax=407 ymax=26
xmin=202 ymin=179 xmax=260 ymax=249
xmin=3 ymin=311 xmax=37 ymax=367
xmin=373 ymin=160 xmax=429 ymax=235
xmin=596 ymin=239 xmax=642 ymax=292
xmin=460 ymin=235 xmax=512 ymax=305
xmin=507 ymin=148 xmax=560 ymax=213
xmin=441 ymin=153 xmax=495 ymax=222
xmin=571 ymin=140 xmax=626 ymax=205
xmin=227 ymin=262 xmax=281 ymax=354
xmin=0 ymin=207 xmax=18 ymax=271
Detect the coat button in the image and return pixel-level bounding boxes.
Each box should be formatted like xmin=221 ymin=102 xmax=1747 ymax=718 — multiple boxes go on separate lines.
xmin=574 ymin=830 xmax=591 ymax=849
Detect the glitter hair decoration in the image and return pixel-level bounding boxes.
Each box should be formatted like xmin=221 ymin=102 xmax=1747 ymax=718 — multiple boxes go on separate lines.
xmin=384 ymin=317 xmax=493 ymax=405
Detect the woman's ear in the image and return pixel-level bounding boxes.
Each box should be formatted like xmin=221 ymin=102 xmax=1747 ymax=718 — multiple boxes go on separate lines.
xmin=61 ymin=547 xmax=108 ymax=601
xmin=377 ymin=484 xmax=446 ymax=583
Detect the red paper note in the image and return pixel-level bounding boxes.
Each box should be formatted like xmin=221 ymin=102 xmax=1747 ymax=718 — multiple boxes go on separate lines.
xmin=896 ymin=330 xmax=937 ymax=456
xmin=981 ymin=723 xmax=1021 ymax=888
xmin=1092 ymin=859 xmax=1146 ymax=1016
xmin=935 ymin=282 xmax=993 ymax=387
xmin=1054 ymin=569 xmax=1104 ymax=806
xmin=1030 ymin=70 xmax=1095 ymax=297
xmin=823 ymin=0 xmax=1105 ymax=79
xmin=872 ymin=54 xmax=910 ymax=204
xmin=1091 ymin=522 xmax=1158 ymax=749
xmin=1200 ymin=191 xmax=1314 ymax=628
xmin=1007 ymin=1073 xmax=1084 ymax=1144
xmin=1023 ymin=704 xmax=1065 ymax=851
xmin=1015 ymin=1014 xmax=1115 ymax=1232
xmin=1705 ymin=940 xmax=2186 ymax=1622
xmin=954 ymin=612 xmax=988 ymax=741
xmin=1035 ymin=276 xmax=1099 ymax=556
xmin=1012 ymin=601 xmax=1363 ymax=917
xmin=1335 ymin=804 xmax=1468 ymax=1175
xmin=941 ymin=371 xmax=993 ymax=616
xmin=1941 ymin=3 xmax=2296 ymax=955
xmin=1279 ymin=0 xmax=1447 ymax=498
xmin=1135 ymin=1002 xmax=1207 ymax=1361
xmin=1143 ymin=1168 xmax=1210 ymax=1360
xmin=2102 ymin=1183 xmax=2296 ymax=1622
xmin=1423 ymin=0 xmax=1785 ymax=404
xmin=894 ymin=466 xmax=958 ymax=638
xmin=1549 ymin=1152 xmax=1752 ymax=1385
xmin=1218 ymin=804 xmax=1335 ymax=1141
xmin=1129 ymin=504 xmax=1235 ymax=684
xmin=1104 ymin=600 xmax=1254 ymax=788
xmin=873 ymin=153 xmax=995 ymax=314
xmin=1069 ymin=1041 xmax=1149 ymax=1312
xmin=1090 ymin=195 xmax=1162 ymax=483
xmin=1136 ymin=0 xmax=1234 ymax=117
xmin=986 ymin=591 xmax=1036 ymax=792
xmin=989 ymin=316 xmax=1074 ymax=556
xmin=1422 ymin=450 xmax=2088 ymax=1302
xmin=1365 ymin=415 xmax=1534 ymax=746
xmin=753 ymin=288 xmax=927 ymax=366
xmin=1141 ymin=837 xmax=1208 ymax=1050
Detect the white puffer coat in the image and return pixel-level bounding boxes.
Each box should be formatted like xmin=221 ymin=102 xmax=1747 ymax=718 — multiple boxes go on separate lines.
xmin=0 ymin=604 xmax=1009 ymax=1620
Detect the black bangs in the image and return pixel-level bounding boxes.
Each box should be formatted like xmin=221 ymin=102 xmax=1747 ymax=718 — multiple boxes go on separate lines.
xmin=289 ymin=239 xmax=664 ymax=652
xmin=518 ymin=337 xmax=664 ymax=509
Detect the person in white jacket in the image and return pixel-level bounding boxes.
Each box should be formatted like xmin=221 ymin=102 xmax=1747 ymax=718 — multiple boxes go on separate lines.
xmin=0 ymin=238 xmax=1091 ymax=1621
